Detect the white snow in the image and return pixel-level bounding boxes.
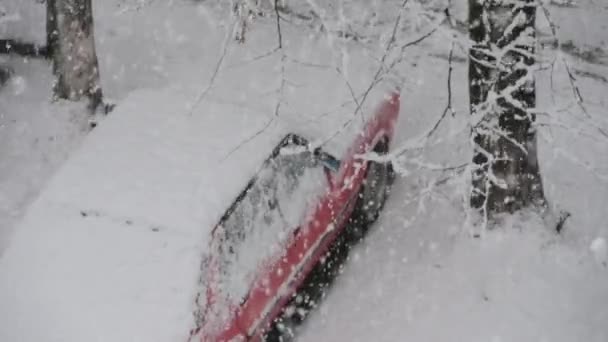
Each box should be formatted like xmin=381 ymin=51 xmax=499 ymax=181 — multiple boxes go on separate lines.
xmin=590 ymin=237 xmax=607 ymax=266
xmin=0 ymin=55 xmax=89 ymax=255
xmin=1 ymin=0 xmax=607 ymax=341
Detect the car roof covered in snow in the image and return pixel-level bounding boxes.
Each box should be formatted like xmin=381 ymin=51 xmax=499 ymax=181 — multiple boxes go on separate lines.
xmin=0 ymin=69 xmax=394 ymax=341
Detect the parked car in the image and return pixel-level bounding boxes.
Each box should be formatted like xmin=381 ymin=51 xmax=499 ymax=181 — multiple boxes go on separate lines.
xmin=197 ymin=92 xmax=400 ymax=341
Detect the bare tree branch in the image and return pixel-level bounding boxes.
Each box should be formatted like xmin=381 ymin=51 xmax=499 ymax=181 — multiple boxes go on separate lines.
xmin=318 ymin=0 xmax=410 ymax=147
xmin=427 ymin=42 xmax=455 ymax=138
xmin=187 ymin=20 xmax=237 ymax=116
xmin=222 ymin=116 xmax=276 ymax=161
xmin=561 ymin=55 xmax=608 ymax=139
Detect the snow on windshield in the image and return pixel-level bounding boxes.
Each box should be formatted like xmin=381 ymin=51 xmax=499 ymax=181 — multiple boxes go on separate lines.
xmin=210 ymin=150 xmax=326 ymax=309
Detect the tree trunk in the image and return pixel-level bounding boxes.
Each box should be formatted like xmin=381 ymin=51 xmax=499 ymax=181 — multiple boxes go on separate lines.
xmin=468 ymin=0 xmax=545 ymax=216
xmin=49 ymin=0 xmax=103 ymax=110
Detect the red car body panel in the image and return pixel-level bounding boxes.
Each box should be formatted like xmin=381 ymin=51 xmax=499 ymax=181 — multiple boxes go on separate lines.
xmin=200 ymin=92 xmax=400 ymax=341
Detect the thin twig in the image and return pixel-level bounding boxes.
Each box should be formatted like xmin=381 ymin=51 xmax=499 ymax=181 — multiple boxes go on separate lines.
xmin=222 ymin=117 xmax=276 ymax=162
xmin=222 ymin=44 xmax=287 ymax=161
xmin=286 ymin=56 xmax=334 ymax=70
xmin=226 ymin=47 xmax=280 ymax=69
xmin=275 ymin=54 xmax=287 ymax=117
xmin=335 ymin=67 xmax=362 ymax=120
xmin=187 ymin=20 xmax=237 ymax=116
xmin=319 ymin=0 xmax=410 ymax=147
xmin=562 ymin=57 xmax=587 ymax=113
xmin=427 ymin=42 xmax=455 ymax=138
xmin=538 ymin=1 xmax=608 ymax=139
xmin=400 ymin=25 xmax=441 ymax=53
xmin=562 ymin=57 xmax=608 ymax=138
xmin=386 ymin=12 xmax=448 ymax=72
xmin=538 ymin=0 xmax=559 ymax=41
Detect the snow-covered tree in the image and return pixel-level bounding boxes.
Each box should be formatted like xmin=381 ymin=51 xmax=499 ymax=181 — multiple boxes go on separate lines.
xmin=47 ymin=0 xmax=103 ymax=111
xmin=469 ymin=0 xmax=545 ymax=217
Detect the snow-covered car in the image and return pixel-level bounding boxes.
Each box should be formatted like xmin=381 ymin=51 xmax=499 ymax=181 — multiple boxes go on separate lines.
xmin=198 ymin=92 xmax=400 ymax=341
xmin=0 ymin=85 xmax=399 ymax=342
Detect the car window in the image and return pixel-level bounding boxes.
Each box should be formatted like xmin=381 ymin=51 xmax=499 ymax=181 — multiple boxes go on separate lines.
xmin=212 ymin=151 xmax=327 ymax=305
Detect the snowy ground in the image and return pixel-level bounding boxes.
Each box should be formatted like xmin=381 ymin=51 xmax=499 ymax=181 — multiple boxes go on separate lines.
xmin=0 ymin=55 xmax=89 ymax=255
xmin=1 ymin=0 xmax=608 ymax=341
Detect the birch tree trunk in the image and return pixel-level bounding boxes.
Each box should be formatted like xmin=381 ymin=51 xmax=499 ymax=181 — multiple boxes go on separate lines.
xmin=49 ymin=0 xmax=103 ymax=110
xmin=469 ymin=0 xmax=546 ymax=216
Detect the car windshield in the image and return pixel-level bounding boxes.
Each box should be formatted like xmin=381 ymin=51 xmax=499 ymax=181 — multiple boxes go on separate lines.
xmin=210 ymin=149 xmax=330 ymax=306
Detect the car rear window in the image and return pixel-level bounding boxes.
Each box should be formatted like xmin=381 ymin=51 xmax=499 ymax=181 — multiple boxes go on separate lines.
xmin=210 ymin=150 xmax=328 ymax=307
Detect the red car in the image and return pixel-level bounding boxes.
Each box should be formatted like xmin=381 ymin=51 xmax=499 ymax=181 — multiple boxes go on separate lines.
xmin=196 ymin=92 xmax=400 ymax=341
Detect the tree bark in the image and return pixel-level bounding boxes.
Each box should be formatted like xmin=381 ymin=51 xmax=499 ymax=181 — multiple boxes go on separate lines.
xmin=469 ymin=0 xmax=545 ymax=215
xmin=49 ymin=0 xmax=103 ymax=110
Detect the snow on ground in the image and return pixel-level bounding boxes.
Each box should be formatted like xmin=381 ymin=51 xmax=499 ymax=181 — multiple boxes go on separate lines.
xmin=1 ymin=0 xmax=608 ymax=341
xmin=0 ymin=55 xmax=88 ymax=255
xmin=300 ymin=201 xmax=608 ymax=342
